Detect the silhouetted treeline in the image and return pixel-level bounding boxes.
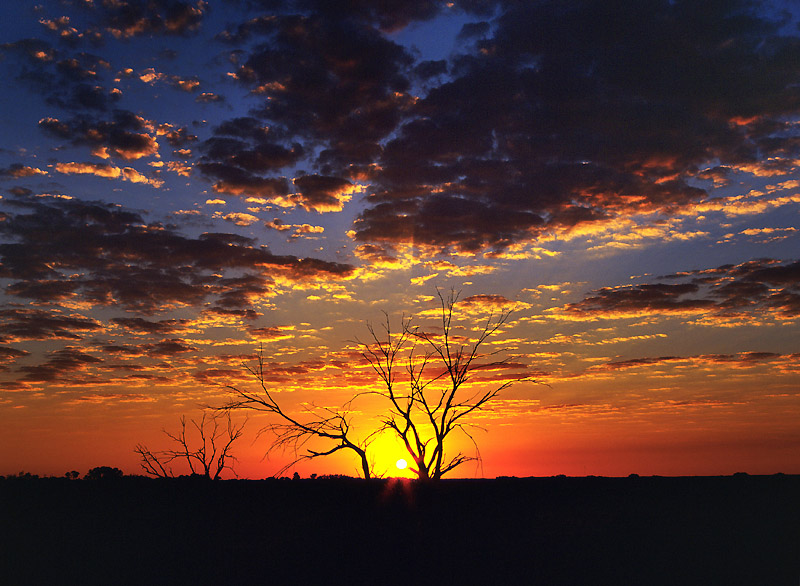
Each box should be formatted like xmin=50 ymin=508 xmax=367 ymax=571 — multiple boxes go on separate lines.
xmin=2 ymin=474 xmax=798 ymax=585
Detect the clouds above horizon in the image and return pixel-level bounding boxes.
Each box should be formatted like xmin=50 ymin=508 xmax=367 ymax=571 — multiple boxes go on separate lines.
xmin=2 ymin=0 xmax=799 ymax=254
xmin=0 ymin=195 xmax=354 ymax=315
xmin=561 ymin=258 xmax=800 ymax=322
xmin=0 ymin=0 xmax=798 ymax=430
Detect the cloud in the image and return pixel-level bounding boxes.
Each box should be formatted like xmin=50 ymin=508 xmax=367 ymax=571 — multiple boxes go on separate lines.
xmin=137 ymin=67 xmax=200 ymax=92
xmin=215 ymin=212 xmax=261 ymax=226
xmin=459 ymin=294 xmax=516 ymax=311
xmin=195 ymin=92 xmax=224 ymax=103
xmin=18 ymin=346 xmax=102 ymax=382
xmin=156 ymin=123 xmax=197 ymax=147
xmin=196 ymin=117 xmax=304 ymax=199
xmin=21 ymin=1 xmax=796 ymax=255
xmin=0 ymin=308 xmax=103 ymax=343
xmin=595 ymin=351 xmax=785 ymax=373
xmin=95 ymin=0 xmax=209 ymax=39
xmin=0 ymin=164 xmax=48 ymax=179
xmin=110 ymin=317 xmax=190 ymax=334
xmin=247 ymin=325 xmax=295 ymax=342
xmin=0 ymin=346 xmax=29 ymax=370
xmin=219 ymin=10 xmax=415 ymax=176
xmin=40 ymin=110 xmax=159 ymax=160
xmin=291 ymin=175 xmax=355 ymax=212
xmin=560 ymin=258 xmax=800 ymax=321
xmin=345 ymin=1 xmax=800 ymax=253
xmin=352 ymin=243 xmax=402 ymax=268
xmin=54 ymin=161 xmax=163 ymax=187
xmin=1 ymin=39 xmax=118 ymax=111
xmin=37 ymin=15 xmax=92 ymax=46
xmin=142 ymin=338 xmax=198 ymax=357
xmin=264 ymin=218 xmax=325 ymax=240
xmin=165 ymin=161 xmax=192 ymax=176
xmin=0 ymin=195 xmax=354 ymax=314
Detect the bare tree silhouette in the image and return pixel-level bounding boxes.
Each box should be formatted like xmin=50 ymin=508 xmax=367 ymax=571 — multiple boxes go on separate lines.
xmin=220 ymin=352 xmax=374 ymax=478
xmin=360 ymin=289 xmax=526 ymax=480
xmin=221 ymin=289 xmax=530 ymax=480
xmin=134 ymin=410 xmax=245 ymax=479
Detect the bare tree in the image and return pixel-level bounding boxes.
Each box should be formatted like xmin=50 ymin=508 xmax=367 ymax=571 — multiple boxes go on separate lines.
xmin=361 ymin=289 xmax=525 ymax=480
xmin=221 ymin=290 xmax=529 ymax=480
xmin=220 ymin=351 xmax=374 ymax=479
xmin=134 ymin=410 xmax=245 ymax=479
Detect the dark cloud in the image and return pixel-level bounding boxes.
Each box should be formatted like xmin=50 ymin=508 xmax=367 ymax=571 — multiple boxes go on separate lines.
xmin=2 ymin=39 xmax=118 ymax=111
xmin=353 ymin=194 xmax=544 ymax=253
xmin=1 ymin=38 xmax=57 ymax=64
xmin=457 ymin=20 xmax=490 ymax=40
xmin=292 ymin=174 xmax=352 ymax=212
xmin=304 ymin=0 xmax=443 ymax=32
xmin=459 ymin=294 xmax=513 ymax=309
xmin=110 ymin=317 xmax=190 ymax=334
xmin=349 ymin=0 xmax=800 ymax=253
xmin=218 ymin=10 xmax=415 ymax=177
xmin=38 ymin=14 xmax=103 ymax=46
xmin=157 ymin=124 xmax=197 ymax=147
xmin=0 ymin=195 xmax=354 ymax=314
xmin=99 ymin=338 xmax=197 ymax=357
xmin=565 ymin=283 xmax=715 ymax=317
xmin=0 ymin=346 xmax=29 ymax=370
xmin=565 ymin=258 xmax=800 ymax=319
xmin=200 ymin=307 xmax=261 ymax=321
xmin=207 ymin=0 xmax=800 ymax=249
xmin=95 ymin=0 xmax=209 ymax=38
xmin=598 ymin=351 xmax=785 ymax=372
xmin=54 ymin=81 xmax=121 ymax=111
xmin=0 ymin=308 xmax=103 ymax=343
xmin=222 ymin=0 xmax=444 ymax=37
xmin=196 ymin=162 xmax=291 ymax=198
xmin=195 ymin=92 xmax=224 ymax=103
xmin=142 ymin=338 xmax=198 ymax=357
xmin=197 ymin=117 xmax=302 ymax=197
xmin=18 ymin=347 xmax=102 ymax=382
xmin=101 ymin=344 xmax=144 ymax=356
xmin=0 ymin=164 xmax=47 ymax=179
xmin=247 ymin=325 xmax=292 ymax=339
xmin=39 ymin=110 xmax=158 ymax=159
xmin=413 ymin=59 xmax=448 ymax=79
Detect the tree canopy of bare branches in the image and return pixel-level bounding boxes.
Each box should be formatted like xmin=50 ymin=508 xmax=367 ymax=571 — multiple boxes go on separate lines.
xmin=221 ymin=354 xmax=374 ymax=479
xmin=361 ymin=289 xmax=524 ymax=479
xmin=222 ymin=289 xmax=530 ymax=480
xmin=134 ymin=410 xmax=245 ymax=479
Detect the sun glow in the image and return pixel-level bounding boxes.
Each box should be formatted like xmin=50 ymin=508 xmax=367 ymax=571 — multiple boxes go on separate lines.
xmin=396 ymin=458 xmax=408 ymax=470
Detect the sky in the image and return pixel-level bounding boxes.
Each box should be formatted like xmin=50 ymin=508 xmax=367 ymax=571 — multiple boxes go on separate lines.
xmin=0 ymin=0 xmax=799 ymax=479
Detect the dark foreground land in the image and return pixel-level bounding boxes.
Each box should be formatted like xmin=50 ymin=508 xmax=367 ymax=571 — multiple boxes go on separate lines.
xmin=2 ymin=474 xmax=799 ymax=585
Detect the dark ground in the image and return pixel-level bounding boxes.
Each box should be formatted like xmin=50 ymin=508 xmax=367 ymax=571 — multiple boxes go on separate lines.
xmin=1 ymin=474 xmax=798 ymax=585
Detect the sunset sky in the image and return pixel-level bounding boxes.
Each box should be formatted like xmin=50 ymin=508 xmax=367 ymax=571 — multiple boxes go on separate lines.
xmin=1 ymin=0 xmax=799 ymax=479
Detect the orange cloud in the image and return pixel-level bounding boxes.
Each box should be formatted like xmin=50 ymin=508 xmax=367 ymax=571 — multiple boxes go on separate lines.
xmin=55 ymin=162 xmax=163 ymax=187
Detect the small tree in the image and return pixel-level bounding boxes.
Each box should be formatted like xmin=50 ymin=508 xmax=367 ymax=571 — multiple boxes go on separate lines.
xmin=221 ymin=353 xmax=374 ymax=479
xmin=361 ymin=289 xmax=524 ymax=479
xmin=134 ymin=410 xmax=245 ymax=479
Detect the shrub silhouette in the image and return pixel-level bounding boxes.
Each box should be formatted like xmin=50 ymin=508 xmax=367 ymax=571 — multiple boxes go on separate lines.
xmin=84 ymin=466 xmax=123 ymax=480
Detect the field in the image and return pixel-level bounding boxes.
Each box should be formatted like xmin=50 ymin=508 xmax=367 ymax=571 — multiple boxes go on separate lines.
xmin=2 ymin=475 xmax=798 ymax=585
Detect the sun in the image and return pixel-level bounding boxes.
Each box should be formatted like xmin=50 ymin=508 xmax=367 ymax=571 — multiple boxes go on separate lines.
xmin=395 ymin=458 xmax=408 ymax=470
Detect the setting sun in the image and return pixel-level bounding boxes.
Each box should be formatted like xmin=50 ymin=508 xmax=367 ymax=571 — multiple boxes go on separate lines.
xmin=396 ymin=459 xmax=408 ymax=470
